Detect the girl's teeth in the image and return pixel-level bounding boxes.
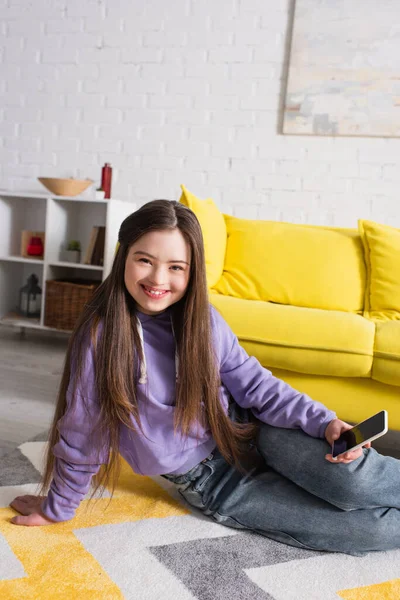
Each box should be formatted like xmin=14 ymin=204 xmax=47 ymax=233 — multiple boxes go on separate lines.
xmin=144 ymin=286 xmax=167 ymax=296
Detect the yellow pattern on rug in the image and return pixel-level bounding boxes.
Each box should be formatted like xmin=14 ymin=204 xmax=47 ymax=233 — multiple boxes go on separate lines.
xmin=0 ymin=459 xmax=189 ymax=600
xmin=338 ymin=578 xmax=400 ymax=600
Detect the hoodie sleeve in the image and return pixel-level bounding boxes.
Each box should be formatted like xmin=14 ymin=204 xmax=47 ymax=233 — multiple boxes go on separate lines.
xmin=211 ymin=306 xmax=336 ymax=439
xmin=41 ymin=343 xmax=108 ymax=522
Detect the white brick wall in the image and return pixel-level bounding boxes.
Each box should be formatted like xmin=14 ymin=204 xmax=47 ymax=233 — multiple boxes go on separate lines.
xmin=1 ymin=0 xmax=399 ymax=226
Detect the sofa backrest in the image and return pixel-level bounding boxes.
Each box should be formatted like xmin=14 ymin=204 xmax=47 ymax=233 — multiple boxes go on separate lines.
xmin=212 ymin=215 xmax=366 ymax=312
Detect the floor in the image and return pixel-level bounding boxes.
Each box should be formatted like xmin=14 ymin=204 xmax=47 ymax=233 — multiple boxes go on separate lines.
xmin=0 ymin=325 xmax=69 ymax=457
xmin=0 ymin=325 xmax=399 ymax=460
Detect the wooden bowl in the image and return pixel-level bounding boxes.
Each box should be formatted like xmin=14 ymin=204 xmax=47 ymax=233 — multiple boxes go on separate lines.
xmin=38 ymin=177 xmax=93 ymax=197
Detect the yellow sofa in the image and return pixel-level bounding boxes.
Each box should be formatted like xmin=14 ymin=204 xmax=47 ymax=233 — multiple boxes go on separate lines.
xmin=180 ymin=186 xmax=400 ymax=432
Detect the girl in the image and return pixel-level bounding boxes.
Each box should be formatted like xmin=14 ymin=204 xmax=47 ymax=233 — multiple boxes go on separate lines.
xmin=10 ymin=200 xmax=400 ymax=556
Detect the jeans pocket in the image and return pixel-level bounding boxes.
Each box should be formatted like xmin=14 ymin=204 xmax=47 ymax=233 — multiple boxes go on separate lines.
xmin=192 ymin=462 xmax=215 ymax=493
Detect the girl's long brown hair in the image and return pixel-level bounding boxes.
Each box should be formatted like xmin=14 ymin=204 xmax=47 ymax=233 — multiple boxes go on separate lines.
xmin=40 ymin=200 xmax=257 ymax=501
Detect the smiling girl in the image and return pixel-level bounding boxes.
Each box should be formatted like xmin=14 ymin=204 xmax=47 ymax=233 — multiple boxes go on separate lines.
xmin=10 ymin=200 xmax=400 ymax=557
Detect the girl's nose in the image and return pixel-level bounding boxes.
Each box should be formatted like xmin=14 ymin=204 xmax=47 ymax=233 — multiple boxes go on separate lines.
xmin=148 ymin=266 xmax=167 ymax=285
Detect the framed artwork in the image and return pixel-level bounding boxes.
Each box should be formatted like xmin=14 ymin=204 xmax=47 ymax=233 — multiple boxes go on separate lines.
xmin=283 ymin=0 xmax=400 ymax=137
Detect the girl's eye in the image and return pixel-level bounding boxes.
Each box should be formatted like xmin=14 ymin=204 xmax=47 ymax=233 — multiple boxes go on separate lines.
xmin=138 ymin=258 xmax=183 ymax=271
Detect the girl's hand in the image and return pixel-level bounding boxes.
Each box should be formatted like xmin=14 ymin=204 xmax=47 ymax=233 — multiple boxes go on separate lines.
xmin=324 ymin=418 xmax=371 ymax=464
xmin=10 ymin=495 xmax=56 ymax=526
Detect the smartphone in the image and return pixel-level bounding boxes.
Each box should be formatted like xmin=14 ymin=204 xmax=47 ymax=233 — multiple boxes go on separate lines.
xmin=332 ymin=410 xmax=388 ymax=459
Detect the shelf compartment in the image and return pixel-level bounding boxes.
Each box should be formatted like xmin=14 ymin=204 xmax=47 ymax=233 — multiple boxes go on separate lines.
xmin=46 ymin=198 xmax=107 ymax=265
xmin=0 ymin=261 xmax=44 ymax=325
xmin=0 ymin=196 xmax=47 ymax=258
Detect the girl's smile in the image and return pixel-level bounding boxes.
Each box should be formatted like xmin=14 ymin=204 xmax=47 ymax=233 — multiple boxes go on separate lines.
xmin=140 ymin=284 xmax=170 ymax=299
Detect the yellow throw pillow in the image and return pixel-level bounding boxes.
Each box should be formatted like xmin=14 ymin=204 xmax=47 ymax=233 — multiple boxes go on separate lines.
xmin=359 ymin=219 xmax=400 ymax=318
xmin=214 ymin=215 xmax=366 ymax=312
xmin=179 ymin=185 xmax=226 ymax=288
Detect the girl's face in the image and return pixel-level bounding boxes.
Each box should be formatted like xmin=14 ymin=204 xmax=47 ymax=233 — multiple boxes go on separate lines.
xmin=124 ymin=229 xmax=191 ymax=316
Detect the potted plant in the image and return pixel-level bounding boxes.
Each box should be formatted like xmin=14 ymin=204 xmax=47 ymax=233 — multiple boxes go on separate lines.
xmin=64 ymin=240 xmax=81 ymax=263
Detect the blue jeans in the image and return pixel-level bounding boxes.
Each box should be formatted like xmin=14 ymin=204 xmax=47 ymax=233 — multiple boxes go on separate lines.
xmin=162 ymin=424 xmax=400 ymax=556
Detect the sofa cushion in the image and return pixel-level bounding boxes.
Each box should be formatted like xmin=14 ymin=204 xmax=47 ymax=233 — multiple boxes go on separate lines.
xmin=269 ymin=368 xmax=400 ymax=430
xmin=213 ymin=216 xmax=366 ymax=312
xmin=179 ymin=185 xmax=226 ymax=288
xmin=359 ymin=219 xmax=400 ymax=320
xmin=372 ymin=320 xmax=400 ymax=386
xmin=210 ymin=293 xmax=374 ymax=377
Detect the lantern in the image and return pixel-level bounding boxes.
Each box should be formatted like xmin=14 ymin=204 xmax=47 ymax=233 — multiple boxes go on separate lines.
xmin=19 ymin=274 xmax=42 ymax=318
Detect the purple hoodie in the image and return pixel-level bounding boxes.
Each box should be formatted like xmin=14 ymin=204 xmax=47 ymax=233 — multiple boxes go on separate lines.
xmin=41 ymin=305 xmax=336 ymax=522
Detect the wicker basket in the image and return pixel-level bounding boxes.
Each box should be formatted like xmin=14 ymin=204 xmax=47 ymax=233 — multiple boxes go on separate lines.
xmin=44 ymin=279 xmax=100 ymax=331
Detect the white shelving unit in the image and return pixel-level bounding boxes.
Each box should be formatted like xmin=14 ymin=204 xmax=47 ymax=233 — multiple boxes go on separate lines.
xmin=0 ymin=191 xmax=136 ymax=333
